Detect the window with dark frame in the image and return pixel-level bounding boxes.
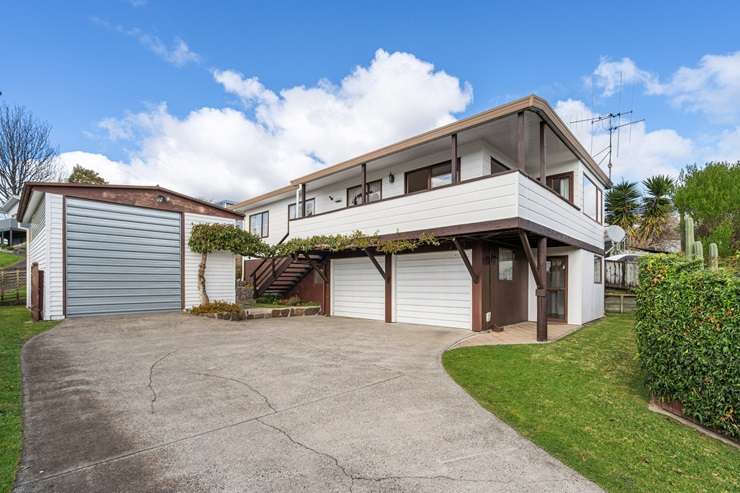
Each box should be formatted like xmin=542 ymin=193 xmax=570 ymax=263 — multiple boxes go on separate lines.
xmin=594 ymin=255 xmax=603 ymax=284
xmin=346 ymin=180 xmax=382 ymax=207
xmin=582 ymin=174 xmax=601 ymax=222
xmin=404 ymin=161 xmax=452 ymax=194
xmin=490 ymin=156 xmax=509 ymax=175
xmin=288 ymin=198 xmax=315 ymax=219
xmin=546 ymin=172 xmax=574 ymax=203
xmin=249 ymin=211 xmax=269 ymax=238
xmin=498 ymin=247 xmax=514 ymax=281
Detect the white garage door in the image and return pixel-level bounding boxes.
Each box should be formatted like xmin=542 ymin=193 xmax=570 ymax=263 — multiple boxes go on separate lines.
xmin=395 ymin=250 xmax=472 ymax=329
xmin=331 ymin=257 xmax=385 ymax=320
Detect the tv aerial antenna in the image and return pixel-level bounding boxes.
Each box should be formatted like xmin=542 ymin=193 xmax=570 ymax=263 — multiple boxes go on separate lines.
xmin=570 ymin=73 xmax=645 ymax=179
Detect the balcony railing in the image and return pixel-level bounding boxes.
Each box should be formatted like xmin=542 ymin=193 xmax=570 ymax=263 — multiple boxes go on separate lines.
xmin=288 ymin=170 xmax=603 ymax=250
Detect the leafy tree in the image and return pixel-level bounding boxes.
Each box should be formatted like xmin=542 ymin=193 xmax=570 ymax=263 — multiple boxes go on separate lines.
xmin=637 ymin=175 xmax=674 ymax=246
xmin=606 ymin=180 xmax=640 ymax=240
xmin=68 ymin=165 xmax=106 ymax=184
xmin=188 ymin=224 xmax=270 ymax=304
xmin=673 ymin=162 xmax=739 ymax=256
xmin=0 ymin=104 xmax=59 ymax=201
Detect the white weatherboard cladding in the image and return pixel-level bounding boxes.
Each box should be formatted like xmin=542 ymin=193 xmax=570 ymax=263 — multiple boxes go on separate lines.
xmin=26 ymin=197 xmax=47 ymax=311
xmin=184 ymin=213 xmax=237 ymax=308
xmin=291 ymin=172 xmax=519 ymax=239
xmin=394 ymin=250 xmax=472 ymax=329
xmin=45 ymin=194 xmax=64 ymax=319
xmin=331 ymin=257 xmax=385 ymax=320
xmin=65 ymin=198 xmax=182 ymax=316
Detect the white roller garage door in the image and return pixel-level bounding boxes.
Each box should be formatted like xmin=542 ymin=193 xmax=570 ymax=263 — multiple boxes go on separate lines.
xmin=331 ymin=257 xmax=385 ymax=320
xmin=394 ymin=250 xmax=472 ymax=329
xmin=65 ymin=198 xmax=182 ymax=316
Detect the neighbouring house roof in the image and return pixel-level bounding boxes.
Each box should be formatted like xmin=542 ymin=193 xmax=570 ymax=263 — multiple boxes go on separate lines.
xmin=0 ymin=196 xmax=20 ymax=215
xmin=17 ymin=182 xmax=245 ymax=222
xmin=231 ymin=94 xmax=612 ymax=211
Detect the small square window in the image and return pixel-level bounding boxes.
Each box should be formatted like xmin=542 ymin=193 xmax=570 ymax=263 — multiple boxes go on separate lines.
xmin=347 ymin=180 xmax=382 ymax=207
xmin=498 ymin=248 xmax=514 ymax=281
xmin=594 ymin=255 xmax=603 ymax=284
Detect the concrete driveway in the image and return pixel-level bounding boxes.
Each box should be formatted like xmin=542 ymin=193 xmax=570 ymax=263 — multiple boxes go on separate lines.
xmin=15 ymin=314 xmax=600 ymax=492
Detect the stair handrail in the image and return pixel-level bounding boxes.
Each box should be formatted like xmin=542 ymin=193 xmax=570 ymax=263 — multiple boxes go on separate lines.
xmin=251 ymin=232 xmax=289 ymax=292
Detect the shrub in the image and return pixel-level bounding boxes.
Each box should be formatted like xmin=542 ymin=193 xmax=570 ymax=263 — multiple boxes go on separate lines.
xmin=635 ymin=254 xmax=739 ymax=439
xmin=255 ymin=294 xmax=280 ymax=305
xmin=190 ymin=301 xmax=243 ymax=315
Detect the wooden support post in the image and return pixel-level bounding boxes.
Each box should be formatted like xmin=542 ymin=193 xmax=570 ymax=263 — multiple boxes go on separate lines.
xmin=452 ymin=238 xmax=478 ymax=283
xmin=384 ymin=254 xmax=392 ymax=323
xmin=361 ymin=163 xmax=367 ymax=205
xmin=363 ymin=249 xmax=387 ymax=281
xmin=517 ymin=111 xmax=526 ymax=170
xmin=300 ymin=183 xmax=306 ymax=217
xmin=451 ymin=133 xmax=459 ymax=184
xmin=536 ymin=236 xmax=548 ymax=342
xmin=539 ymin=120 xmax=546 ymax=183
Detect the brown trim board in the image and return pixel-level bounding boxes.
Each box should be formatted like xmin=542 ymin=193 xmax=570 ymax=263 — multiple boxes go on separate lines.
xmin=19 ymin=183 xmax=244 ymax=220
xmin=384 ymin=254 xmax=392 ymax=323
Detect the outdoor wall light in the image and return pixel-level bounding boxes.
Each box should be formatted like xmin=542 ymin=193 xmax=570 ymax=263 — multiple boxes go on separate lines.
xmin=156 ymin=194 xmax=170 ymax=204
xmin=388 ymin=172 xmax=395 ymax=183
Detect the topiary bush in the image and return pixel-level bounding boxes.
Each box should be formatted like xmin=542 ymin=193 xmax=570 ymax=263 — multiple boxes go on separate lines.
xmin=635 ymin=254 xmax=739 ymax=439
xmin=190 ymin=301 xmax=243 ymax=315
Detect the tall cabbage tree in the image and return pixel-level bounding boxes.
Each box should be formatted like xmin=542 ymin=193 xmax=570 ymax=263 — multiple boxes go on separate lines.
xmin=638 ymin=175 xmax=674 ymax=245
xmin=606 ymin=180 xmax=640 ymax=240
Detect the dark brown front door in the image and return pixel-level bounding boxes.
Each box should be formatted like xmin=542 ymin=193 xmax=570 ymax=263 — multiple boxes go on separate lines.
xmin=546 ymin=256 xmax=568 ymax=322
xmin=490 ymin=245 xmax=528 ymax=327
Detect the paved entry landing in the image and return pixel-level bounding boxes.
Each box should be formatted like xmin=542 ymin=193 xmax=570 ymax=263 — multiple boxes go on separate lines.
xmin=15 ymin=314 xmax=601 ymax=492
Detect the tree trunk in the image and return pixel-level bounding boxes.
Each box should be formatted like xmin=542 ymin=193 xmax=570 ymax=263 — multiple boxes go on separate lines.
xmin=198 ymin=252 xmax=209 ymax=305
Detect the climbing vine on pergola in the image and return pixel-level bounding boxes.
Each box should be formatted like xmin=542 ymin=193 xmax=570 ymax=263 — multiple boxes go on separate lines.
xmin=188 ymin=224 xmax=440 ymax=305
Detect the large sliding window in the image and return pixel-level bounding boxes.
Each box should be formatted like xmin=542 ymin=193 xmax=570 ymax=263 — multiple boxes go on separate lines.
xmin=249 ymin=211 xmax=269 ymax=238
xmin=347 ymin=180 xmax=382 ymax=207
xmin=405 ymin=161 xmax=452 ymax=194
xmin=582 ymin=174 xmax=603 ymax=223
xmin=547 ymin=172 xmax=574 ymax=203
xmin=288 ymin=198 xmax=315 ymax=219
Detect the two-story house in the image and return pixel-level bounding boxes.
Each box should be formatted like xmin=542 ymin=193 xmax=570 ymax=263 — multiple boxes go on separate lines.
xmin=233 ymin=95 xmax=609 ymax=340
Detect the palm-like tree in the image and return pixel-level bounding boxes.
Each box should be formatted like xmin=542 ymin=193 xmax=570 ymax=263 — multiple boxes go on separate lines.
xmin=606 ymin=180 xmax=640 ymax=240
xmin=638 ymin=175 xmax=675 ymax=245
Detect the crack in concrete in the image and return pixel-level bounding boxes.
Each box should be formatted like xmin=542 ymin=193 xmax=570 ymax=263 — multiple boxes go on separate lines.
xmin=16 ymin=374 xmax=406 ymax=487
xmin=187 ymin=371 xmax=278 ymax=413
xmin=256 ymin=417 xmax=515 ymax=492
xmin=147 ymin=351 xmax=176 ymax=414
xmin=257 ymin=419 xmax=356 ymax=491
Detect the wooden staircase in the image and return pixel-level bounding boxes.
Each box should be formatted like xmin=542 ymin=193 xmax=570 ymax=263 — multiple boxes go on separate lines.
xmin=251 ymin=254 xmax=325 ymax=298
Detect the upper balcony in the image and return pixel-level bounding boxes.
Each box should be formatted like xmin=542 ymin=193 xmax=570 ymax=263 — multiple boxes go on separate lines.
xmin=289 ymin=169 xmax=604 ymax=252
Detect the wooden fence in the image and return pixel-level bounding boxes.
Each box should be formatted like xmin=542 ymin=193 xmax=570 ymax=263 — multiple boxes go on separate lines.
xmin=605 ymin=259 xmax=639 ymax=291
xmin=0 ymin=269 xmax=26 ymax=305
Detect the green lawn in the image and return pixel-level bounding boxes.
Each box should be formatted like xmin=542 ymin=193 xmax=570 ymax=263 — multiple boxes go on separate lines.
xmin=0 ymin=252 xmax=21 ymax=270
xmin=443 ymin=314 xmax=739 ymax=493
xmin=0 ymin=307 xmax=59 ymax=493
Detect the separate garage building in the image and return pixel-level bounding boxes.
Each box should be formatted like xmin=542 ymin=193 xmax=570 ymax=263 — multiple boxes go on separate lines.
xmin=18 ymin=183 xmax=243 ymax=320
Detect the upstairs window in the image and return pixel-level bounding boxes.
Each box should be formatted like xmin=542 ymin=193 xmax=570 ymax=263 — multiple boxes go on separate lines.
xmin=498 ymin=248 xmax=514 ymax=281
xmin=249 ymin=211 xmax=269 ymax=238
xmin=405 ymin=161 xmax=452 ymax=194
xmin=546 ymin=172 xmax=574 ymax=203
xmin=582 ymin=174 xmax=603 ymax=223
xmin=288 ymin=198 xmax=315 ymax=219
xmin=347 ymin=180 xmax=382 ymax=207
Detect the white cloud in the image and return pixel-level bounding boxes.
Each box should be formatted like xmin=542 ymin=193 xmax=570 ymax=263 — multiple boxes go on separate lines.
xmin=651 ymin=52 xmax=740 ymax=121
xmin=591 ymin=52 xmax=740 ymax=122
xmin=590 ymin=57 xmax=659 ymax=97
xmin=93 ymin=18 xmax=200 ymax=67
xmin=62 ymin=49 xmax=473 ymax=200
xmin=555 ymin=99 xmax=694 ymax=182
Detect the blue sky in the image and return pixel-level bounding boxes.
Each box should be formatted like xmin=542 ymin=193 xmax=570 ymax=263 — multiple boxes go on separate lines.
xmin=2 ymin=1 xmax=739 ymax=199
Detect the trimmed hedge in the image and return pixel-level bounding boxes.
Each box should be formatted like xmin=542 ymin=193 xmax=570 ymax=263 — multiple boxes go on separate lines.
xmin=635 ymin=254 xmax=739 ymax=439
